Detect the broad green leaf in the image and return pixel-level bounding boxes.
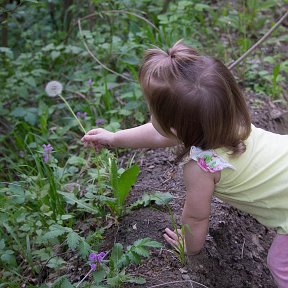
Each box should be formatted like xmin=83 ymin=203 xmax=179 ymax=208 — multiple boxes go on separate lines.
xmin=51 ymin=51 xmax=61 ymax=60
xmin=133 ymin=238 xmax=163 ymax=249
xmin=8 ymin=183 xmax=25 ymax=204
xmin=1 ymin=252 xmax=17 ymax=267
xmin=117 ymin=164 xmax=139 ymax=207
xmin=133 ymin=246 xmax=150 ymax=258
xmin=59 ymin=192 xmax=99 ymax=215
xmin=42 ymin=224 xmax=67 ymax=241
xmin=22 ymin=76 xmax=36 ymax=87
xmin=110 ymin=243 xmax=123 ymax=268
xmin=78 ymin=241 xmax=91 ymax=258
xmin=92 ymin=267 xmax=106 ymax=285
xmin=66 ymin=231 xmax=81 ymax=250
xmin=127 ymin=251 xmax=141 ymax=264
xmin=46 ymin=257 xmax=66 ymax=269
xmin=67 ymin=156 xmax=87 ymax=166
xmin=129 ymin=192 xmax=173 ymax=210
xmin=194 ymin=3 xmax=211 ymax=11
xmin=10 ymin=107 xmax=26 ymax=117
xmin=51 ymin=276 xmax=74 ymax=288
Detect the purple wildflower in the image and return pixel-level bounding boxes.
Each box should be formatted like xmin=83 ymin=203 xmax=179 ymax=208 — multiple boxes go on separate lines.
xmin=19 ymin=151 xmax=25 ymax=158
xmin=88 ymin=251 xmax=106 ymax=271
xmin=42 ymin=144 xmax=53 ymax=163
xmin=87 ymin=79 xmax=93 ymax=86
xmin=76 ymin=112 xmax=87 ymax=119
xmin=95 ymin=118 xmax=105 ymax=126
xmin=90 ymin=263 xmax=97 ymax=271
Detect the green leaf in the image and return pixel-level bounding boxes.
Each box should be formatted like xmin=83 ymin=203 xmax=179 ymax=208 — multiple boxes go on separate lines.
xmin=22 ymin=76 xmax=36 ymax=87
xmin=1 ymin=251 xmax=17 ymax=267
xmin=0 ymin=239 xmax=5 ymax=250
xmin=24 ymin=111 xmax=37 ymax=125
xmin=46 ymin=257 xmax=66 ymax=269
xmin=92 ymin=267 xmax=107 ymax=285
xmin=10 ymin=107 xmax=26 ymax=117
xmin=194 ymin=3 xmax=211 ymax=11
xmin=117 ymin=164 xmax=139 ymax=207
xmin=134 ymin=238 xmax=163 ymax=249
xmin=59 ymin=192 xmax=99 ymax=215
xmin=42 ymin=224 xmax=67 ymax=241
xmin=127 ymin=251 xmax=141 ymax=264
xmin=133 ymin=246 xmax=150 ymax=258
xmin=121 ymin=55 xmax=139 ymax=65
xmin=66 ymin=231 xmax=82 ymax=250
xmin=125 ymin=276 xmax=146 ymax=284
xmin=273 ymin=63 xmax=281 ymax=79
xmin=51 ymin=276 xmax=74 ymax=288
xmin=110 ymin=243 xmax=123 ymax=268
xmin=67 ymin=156 xmax=87 ymax=166
xmin=129 ymin=192 xmax=173 ymax=210
xmin=78 ymin=241 xmax=91 ymax=258
xmin=8 ymin=183 xmax=25 ymax=204
xmin=51 ymin=50 xmax=61 ymax=60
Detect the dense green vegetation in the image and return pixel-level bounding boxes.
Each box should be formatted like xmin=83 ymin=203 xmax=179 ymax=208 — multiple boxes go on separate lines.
xmin=0 ymin=0 xmax=287 ymax=286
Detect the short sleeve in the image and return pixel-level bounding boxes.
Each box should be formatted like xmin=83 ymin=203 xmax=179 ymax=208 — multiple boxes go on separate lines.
xmin=190 ymin=146 xmax=235 ymax=173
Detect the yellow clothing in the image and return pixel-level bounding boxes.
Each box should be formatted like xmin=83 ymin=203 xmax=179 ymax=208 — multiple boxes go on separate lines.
xmin=215 ymin=125 xmax=288 ymax=234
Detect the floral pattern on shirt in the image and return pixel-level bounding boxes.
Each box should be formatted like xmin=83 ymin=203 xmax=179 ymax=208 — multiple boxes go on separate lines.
xmin=190 ymin=146 xmax=234 ymax=173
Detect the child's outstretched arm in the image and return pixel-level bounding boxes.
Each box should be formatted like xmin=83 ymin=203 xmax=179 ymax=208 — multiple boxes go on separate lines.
xmin=164 ymin=160 xmax=217 ymax=255
xmin=81 ymin=122 xmax=179 ymax=150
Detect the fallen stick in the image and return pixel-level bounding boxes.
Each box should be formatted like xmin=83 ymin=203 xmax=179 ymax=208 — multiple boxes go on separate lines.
xmin=228 ymin=9 xmax=288 ymax=70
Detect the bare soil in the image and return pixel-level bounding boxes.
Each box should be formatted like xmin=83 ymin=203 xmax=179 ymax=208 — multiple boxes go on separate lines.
xmin=103 ymin=93 xmax=288 ymax=288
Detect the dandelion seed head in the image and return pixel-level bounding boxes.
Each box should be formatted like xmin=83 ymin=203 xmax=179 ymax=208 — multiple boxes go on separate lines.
xmin=45 ymin=81 xmax=63 ymax=97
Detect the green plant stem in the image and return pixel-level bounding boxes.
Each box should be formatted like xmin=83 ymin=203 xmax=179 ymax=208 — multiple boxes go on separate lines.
xmin=76 ymin=268 xmax=93 ymax=287
xmin=58 ymin=93 xmax=86 ymax=134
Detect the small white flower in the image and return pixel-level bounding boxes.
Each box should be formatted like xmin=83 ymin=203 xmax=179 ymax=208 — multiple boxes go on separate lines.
xmin=45 ymin=81 xmax=63 ymax=97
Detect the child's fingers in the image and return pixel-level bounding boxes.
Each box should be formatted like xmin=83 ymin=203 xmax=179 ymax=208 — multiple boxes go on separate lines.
xmin=86 ymin=129 xmax=101 ymax=135
xmin=164 ymin=228 xmax=178 ymax=239
xmin=163 ymin=233 xmax=178 ymax=248
xmin=163 ymin=228 xmax=181 ymax=247
xmin=81 ymin=129 xmax=103 ymax=142
xmin=81 ymin=135 xmax=99 ymax=142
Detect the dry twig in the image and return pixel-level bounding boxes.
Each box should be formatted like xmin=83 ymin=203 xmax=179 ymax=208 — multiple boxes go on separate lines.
xmin=228 ymin=10 xmax=288 ymax=70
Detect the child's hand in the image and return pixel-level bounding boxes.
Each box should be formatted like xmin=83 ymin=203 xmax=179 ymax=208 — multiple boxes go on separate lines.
xmin=163 ymin=227 xmax=187 ymax=253
xmin=81 ymin=128 xmax=115 ymax=151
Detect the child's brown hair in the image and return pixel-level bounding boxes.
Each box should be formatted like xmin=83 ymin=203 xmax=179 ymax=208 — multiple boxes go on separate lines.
xmin=139 ymin=40 xmax=251 ymax=157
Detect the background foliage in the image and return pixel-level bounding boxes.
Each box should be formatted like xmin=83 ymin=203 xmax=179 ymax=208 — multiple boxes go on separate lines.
xmin=0 ymin=0 xmax=287 ymax=286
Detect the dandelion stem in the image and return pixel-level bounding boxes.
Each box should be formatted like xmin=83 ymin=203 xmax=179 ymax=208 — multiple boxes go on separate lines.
xmin=76 ymin=268 xmax=93 ymax=288
xmin=58 ymin=93 xmax=86 ymax=134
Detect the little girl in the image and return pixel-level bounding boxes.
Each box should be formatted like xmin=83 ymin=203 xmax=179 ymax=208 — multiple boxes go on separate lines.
xmin=81 ymin=41 xmax=288 ymax=287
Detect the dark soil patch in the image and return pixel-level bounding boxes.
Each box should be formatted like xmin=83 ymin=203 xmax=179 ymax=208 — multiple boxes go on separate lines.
xmin=103 ymin=94 xmax=288 ymax=288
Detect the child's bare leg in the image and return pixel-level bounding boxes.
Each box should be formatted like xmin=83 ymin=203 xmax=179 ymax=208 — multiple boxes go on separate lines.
xmin=267 ymin=234 xmax=288 ymax=287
